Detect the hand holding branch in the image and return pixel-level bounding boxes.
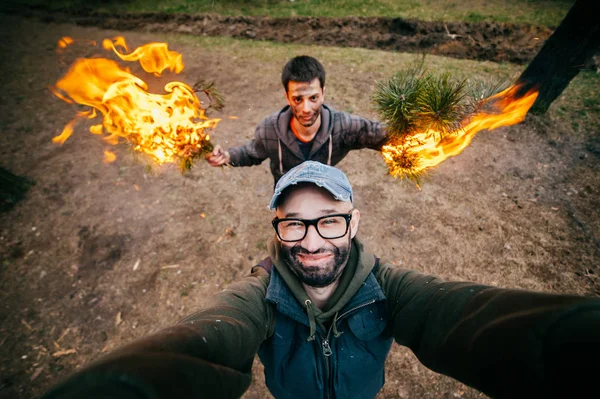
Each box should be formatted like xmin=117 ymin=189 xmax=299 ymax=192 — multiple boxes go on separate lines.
xmin=206 ymin=144 xmax=231 ymax=166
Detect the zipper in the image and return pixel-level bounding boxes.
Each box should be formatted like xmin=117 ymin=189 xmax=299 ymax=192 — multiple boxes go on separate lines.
xmin=336 ymin=299 xmax=376 ymax=321
xmin=322 ymin=339 xmax=332 ymax=356
xmin=318 ymin=298 xmax=378 ymax=398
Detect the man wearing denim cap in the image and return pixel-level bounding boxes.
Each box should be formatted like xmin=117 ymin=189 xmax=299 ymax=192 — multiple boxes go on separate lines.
xmin=42 ymin=162 xmax=600 ymax=399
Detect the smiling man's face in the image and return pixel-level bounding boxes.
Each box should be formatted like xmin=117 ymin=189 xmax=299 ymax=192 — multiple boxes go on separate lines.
xmin=276 ymin=184 xmax=360 ymax=287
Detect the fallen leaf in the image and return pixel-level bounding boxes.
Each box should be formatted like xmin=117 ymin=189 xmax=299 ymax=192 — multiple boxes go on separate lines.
xmin=21 ymin=319 xmax=33 ymax=331
xmin=30 ymin=366 xmax=44 ymax=381
xmin=52 ymin=349 xmax=76 ymax=358
xmin=57 ymin=328 xmax=70 ymax=343
xmin=115 ymin=312 xmax=122 ymax=326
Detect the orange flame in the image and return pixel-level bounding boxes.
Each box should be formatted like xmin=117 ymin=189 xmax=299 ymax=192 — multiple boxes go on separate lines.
xmin=104 ymin=150 xmax=117 ymax=163
xmin=57 ymin=36 xmax=74 ymax=49
xmin=382 ymin=84 xmax=538 ymax=177
xmin=51 ymin=38 xmax=219 ymax=165
xmin=102 ymin=37 xmax=184 ymax=76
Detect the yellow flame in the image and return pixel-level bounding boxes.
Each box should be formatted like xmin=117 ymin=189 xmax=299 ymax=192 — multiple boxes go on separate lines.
xmin=102 ymin=36 xmax=184 ymax=76
xmin=57 ymin=36 xmax=74 ymax=49
xmin=104 ymin=150 xmax=117 ymax=163
xmin=51 ymin=38 xmax=219 ymax=165
xmin=382 ymin=84 xmax=539 ymax=177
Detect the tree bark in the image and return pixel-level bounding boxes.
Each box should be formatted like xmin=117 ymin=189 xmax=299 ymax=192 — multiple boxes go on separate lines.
xmin=516 ymin=0 xmax=600 ymax=114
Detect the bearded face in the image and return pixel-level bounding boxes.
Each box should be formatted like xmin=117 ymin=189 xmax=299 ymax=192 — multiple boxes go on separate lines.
xmin=279 ymin=239 xmax=350 ymax=287
xmin=274 ymin=184 xmax=360 ymax=288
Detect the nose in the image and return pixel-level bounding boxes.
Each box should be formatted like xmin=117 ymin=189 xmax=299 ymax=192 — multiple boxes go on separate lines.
xmin=301 ymin=225 xmax=325 ymax=253
xmin=301 ymin=99 xmax=312 ymax=113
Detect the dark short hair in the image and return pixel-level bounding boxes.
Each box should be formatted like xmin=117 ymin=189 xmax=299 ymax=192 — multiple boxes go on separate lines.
xmin=281 ymin=56 xmax=326 ymax=92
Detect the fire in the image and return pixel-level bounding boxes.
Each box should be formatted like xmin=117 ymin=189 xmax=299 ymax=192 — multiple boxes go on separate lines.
xmin=382 ymin=84 xmax=538 ymax=178
xmin=51 ymin=36 xmax=219 ymax=166
xmin=102 ymin=37 xmax=184 ymax=76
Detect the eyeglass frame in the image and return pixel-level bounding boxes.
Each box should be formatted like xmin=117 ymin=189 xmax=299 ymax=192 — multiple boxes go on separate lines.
xmin=272 ymin=213 xmax=354 ymax=242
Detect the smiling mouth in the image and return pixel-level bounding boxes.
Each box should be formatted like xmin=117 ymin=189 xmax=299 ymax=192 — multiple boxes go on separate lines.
xmin=297 ymin=252 xmax=332 ymax=266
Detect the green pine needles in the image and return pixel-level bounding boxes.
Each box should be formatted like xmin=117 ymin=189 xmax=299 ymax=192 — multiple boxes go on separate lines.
xmin=372 ymin=62 xmax=470 ymax=141
xmin=372 ymin=61 xmax=506 ymax=182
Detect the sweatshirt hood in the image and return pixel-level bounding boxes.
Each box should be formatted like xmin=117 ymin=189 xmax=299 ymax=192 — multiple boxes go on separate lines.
xmin=275 ymin=104 xmax=334 ymax=159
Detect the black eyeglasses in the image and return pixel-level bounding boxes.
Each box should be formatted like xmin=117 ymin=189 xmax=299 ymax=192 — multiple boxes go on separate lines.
xmin=272 ymin=213 xmax=353 ymax=242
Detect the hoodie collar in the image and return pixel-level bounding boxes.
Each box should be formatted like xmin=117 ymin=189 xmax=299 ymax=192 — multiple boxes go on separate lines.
xmin=275 ymin=104 xmax=333 ymax=160
xmin=265 ymin=236 xmax=384 ymax=326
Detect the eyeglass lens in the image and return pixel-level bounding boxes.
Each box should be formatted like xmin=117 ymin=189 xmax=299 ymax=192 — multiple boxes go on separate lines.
xmin=277 ymin=215 xmax=348 ymax=241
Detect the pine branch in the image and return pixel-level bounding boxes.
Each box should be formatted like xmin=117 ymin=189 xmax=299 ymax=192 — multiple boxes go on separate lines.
xmin=192 ymin=80 xmax=225 ymax=112
xmin=372 ymin=60 xmax=487 ymax=182
xmin=371 ymin=61 xmax=426 ymax=139
xmin=414 ymin=73 xmax=468 ymax=136
xmin=465 ymin=78 xmax=509 ymax=114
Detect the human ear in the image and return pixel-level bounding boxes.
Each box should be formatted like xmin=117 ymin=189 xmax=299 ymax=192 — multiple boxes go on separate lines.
xmin=285 ymin=90 xmax=293 ymax=106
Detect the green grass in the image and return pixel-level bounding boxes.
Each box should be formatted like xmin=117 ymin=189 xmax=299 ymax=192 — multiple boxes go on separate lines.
xmin=12 ymin=0 xmax=574 ymax=26
xmin=553 ymin=70 xmax=600 ymax=136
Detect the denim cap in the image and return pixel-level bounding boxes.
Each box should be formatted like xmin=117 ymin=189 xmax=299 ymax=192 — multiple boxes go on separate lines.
xmin=268 ymin=161 xmax=353 ymax=210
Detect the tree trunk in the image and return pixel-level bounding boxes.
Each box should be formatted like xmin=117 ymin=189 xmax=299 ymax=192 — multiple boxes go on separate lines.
xmin=516 ymin=0 xmax=600 ymax=114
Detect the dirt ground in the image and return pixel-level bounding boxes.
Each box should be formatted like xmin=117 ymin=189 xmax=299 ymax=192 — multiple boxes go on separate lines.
xmin=1 ymin=11 xmax=599 ymax=399
xmin=4 ymin=4 xmax=554 ymax=65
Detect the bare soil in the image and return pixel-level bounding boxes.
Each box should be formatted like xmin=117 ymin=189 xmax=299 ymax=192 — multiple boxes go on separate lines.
xmin=3 ymin=4 xmax=554 ymax=65
xmin=1 ymin=11 xmax=599 ymax=399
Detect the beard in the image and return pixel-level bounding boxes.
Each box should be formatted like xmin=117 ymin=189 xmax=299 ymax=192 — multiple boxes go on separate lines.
xmin=292 ymin=105 xmax=321 ymax=128
xmin=279 ymin=241 xmax=350 ymax=288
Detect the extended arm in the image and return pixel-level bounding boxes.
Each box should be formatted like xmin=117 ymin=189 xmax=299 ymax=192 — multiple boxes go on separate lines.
xmin=227 ymin=124 xmax=271 ymax=167
xmin=339 ymin=113 xmax=389 ymax=150
xmin=376 ymin=264 xmax=600 ymax=398
xmin=42 ymin=270 xmax=274 ymax=399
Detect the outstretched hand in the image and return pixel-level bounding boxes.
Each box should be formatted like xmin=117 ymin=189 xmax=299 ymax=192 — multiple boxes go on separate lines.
xmin=206 ymin=144 xmax=231 ymax=166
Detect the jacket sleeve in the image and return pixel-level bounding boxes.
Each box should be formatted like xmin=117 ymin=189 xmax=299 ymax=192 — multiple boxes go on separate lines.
xmin=338 ymin=113 xmax=389 ymax=150
xmin=376 ymin=263 xmax=600 ymax=398
xmin=41 ymin=270 xmax=275 ymax=399
xmin=228 ymin=123 xmax=271 ymax=167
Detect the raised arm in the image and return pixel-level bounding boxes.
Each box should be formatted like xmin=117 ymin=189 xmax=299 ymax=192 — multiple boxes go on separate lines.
xmin=338 ymin=113 xmax=389 ymax=150
xmin=376 ymin=263 xmax=600 ymax=398
xmin=226 ymin=123 xmax=273 ymax=167
xmin=42 ymin=270 xmax=274 ymax=399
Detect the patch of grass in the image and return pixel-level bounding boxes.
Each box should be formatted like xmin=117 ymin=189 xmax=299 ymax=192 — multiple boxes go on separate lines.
xmin=548 ymin=70 xmax=600 ymax=136
xmin=8 ymin=0 xmax=574 ymax=26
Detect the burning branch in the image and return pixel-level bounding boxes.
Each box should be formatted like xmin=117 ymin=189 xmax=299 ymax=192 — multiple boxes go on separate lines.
xmin=372 ymin=63 xmax=538 ymax=183
xmin=50 ymin=37 xmax=223 ymax=171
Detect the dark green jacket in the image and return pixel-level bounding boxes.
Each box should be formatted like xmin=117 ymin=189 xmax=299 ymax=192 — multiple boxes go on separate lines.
xmin=41 ymin=238 xmax=600 ymax=399
xmin=257 ymin=239 xmax=392 ymax=399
